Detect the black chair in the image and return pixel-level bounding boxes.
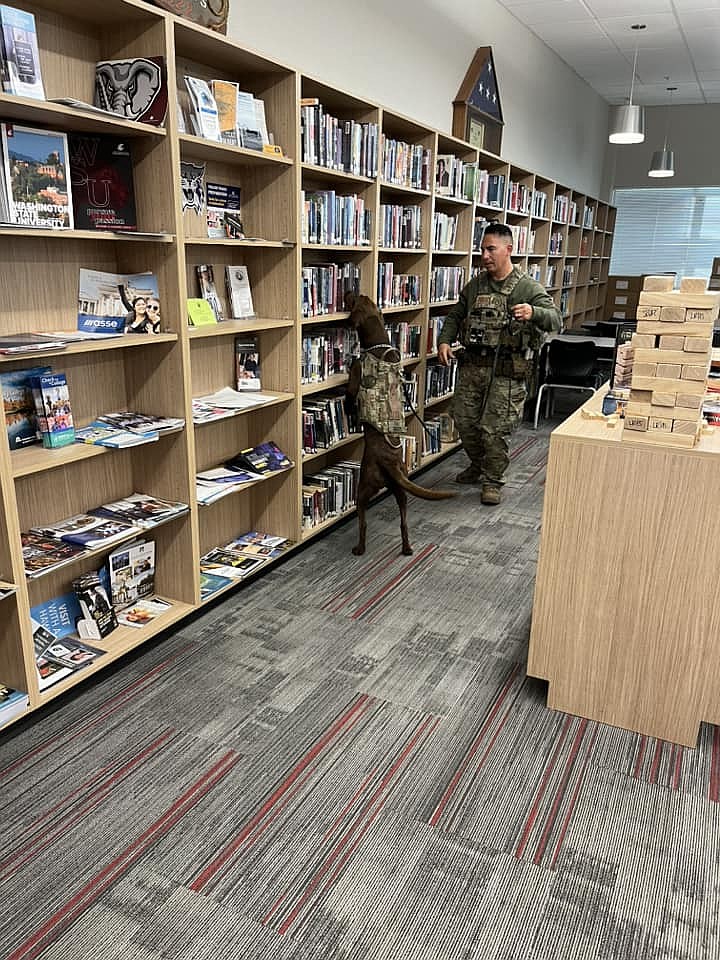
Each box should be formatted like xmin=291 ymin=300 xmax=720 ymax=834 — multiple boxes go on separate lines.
xmin=533 ymin=338 xmax=604 ymax=429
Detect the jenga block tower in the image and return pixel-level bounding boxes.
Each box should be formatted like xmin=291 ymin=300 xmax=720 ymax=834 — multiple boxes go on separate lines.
xmin=622 ymin=275 xmax=716 ymax=448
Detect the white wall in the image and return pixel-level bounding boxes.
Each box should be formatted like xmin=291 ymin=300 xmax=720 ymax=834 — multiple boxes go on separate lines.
xmin=606 ymin=104 xmax=720 ymax=192
xmin=227 ymin=0 xmax=610 ymax=199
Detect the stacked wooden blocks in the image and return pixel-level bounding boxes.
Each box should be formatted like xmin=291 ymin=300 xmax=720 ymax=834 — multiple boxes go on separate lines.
xmin=623 ymin=275 xmax=718 ymax=448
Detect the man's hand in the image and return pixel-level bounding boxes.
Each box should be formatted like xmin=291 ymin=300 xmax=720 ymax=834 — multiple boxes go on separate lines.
xmin=438 ymin=343 xmax=454 ymax=366
xmin=512 ymin=303 xmax=533 ymax=322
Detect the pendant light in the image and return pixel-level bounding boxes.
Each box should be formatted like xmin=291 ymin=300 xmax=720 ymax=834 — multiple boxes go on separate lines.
xmin=609 ymin=23 xmax=647 ymax=144
xmin=648 ymin=85 xmax=676 ymax=177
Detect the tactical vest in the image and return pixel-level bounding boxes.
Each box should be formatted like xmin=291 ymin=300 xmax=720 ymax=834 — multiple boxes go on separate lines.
xmin=462 ymin=268 xmax=545 ymax=377
xmin=357 ymin=347 xmax=405 ymax=436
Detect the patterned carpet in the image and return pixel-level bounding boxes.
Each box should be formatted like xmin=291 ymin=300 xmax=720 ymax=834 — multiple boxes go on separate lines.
xmin=2 ymin=423 xmax=720 ymax=960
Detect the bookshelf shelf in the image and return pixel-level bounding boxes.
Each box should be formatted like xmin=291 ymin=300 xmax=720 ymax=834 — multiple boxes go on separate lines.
xmin=198 ymin=466 xmax=294 ymax=507
xmin=380 ymin=181 xmax=432 ymax=198
xmin=432 ymin=249 xmax=469 ymax=256
xmin=302 ymin=433 xmax=363 ymax=464
xmin=301 ymin=508 xmax=355 ymax=542
xmin=425 ymin=393 xmax=454 ymax=409
xmin=179 ymin=134 xmax=294 ymax=166
xmin=12 ymin=429 xmax=184 ymax=478
xmin=192 ymin=392 xmax=295 ymax=426
xmin=185 ymin=239 xmax=294 ymax=249
xmin=188 ymin=318 xmax=293 ymax=338
xmin=302 ymin=312 xmax=349 ymax=326
xmin=378 ymin=247 xmax=428 ymax=254
xmin=0 ymin=228 xmax=175 ymax=243
xmin=0 ymin=333 xmax=178 ymax=363
xmin=382 ymin=303 xmax=425 ymax=314
xmin=303 ymin=244 xmax=372 ymax=252
xmin=0 ymin=94 xmax=168 ymax=138
xmin=301 ymin=163 xmax=374 ymax=185
xmin=301 ymin=374 xmax=349 ymax=396
xmin=434 ymin=195 xmax=473 ymax=207
xmin=429 ymin=299 xmax=458 ymax=309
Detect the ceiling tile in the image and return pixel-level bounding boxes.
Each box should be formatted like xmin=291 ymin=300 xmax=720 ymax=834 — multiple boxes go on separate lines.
xmin=675 ymin=8 xmax=720 ymax=28
xmin=499 ymin=0 xmax=591 ymax=23
xmin=600 ymin=14 xmax=683 ymax=45
xmin=531 ymin=20 xmax=608 ymax=41
xmin=586 ymin=0 xmax=672 ymax=14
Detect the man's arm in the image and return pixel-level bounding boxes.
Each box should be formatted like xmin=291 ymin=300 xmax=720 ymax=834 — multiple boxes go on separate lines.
xmin=518 ymin=279 xmax=562 ymax=333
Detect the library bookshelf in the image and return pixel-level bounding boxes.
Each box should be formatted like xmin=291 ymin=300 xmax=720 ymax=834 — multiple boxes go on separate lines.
xmin=0 ymin=0 xmax=613 ymax=729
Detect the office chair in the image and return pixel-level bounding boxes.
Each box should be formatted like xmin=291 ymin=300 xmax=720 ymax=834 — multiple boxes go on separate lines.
xmin=533 ymin=338 xmax=603 ymax=429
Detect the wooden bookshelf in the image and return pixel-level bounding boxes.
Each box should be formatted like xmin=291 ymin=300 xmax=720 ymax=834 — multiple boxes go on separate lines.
xmin=0 ymin=0 xmax=614 ymax=730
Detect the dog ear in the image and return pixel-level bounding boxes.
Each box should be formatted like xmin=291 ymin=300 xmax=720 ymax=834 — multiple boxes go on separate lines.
xmin=344 ymin=291 xmax=358 ymax=312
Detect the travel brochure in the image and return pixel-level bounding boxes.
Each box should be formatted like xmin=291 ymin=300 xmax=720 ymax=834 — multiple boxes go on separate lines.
xmin=200 ymin=531 xmax=293 ymax=594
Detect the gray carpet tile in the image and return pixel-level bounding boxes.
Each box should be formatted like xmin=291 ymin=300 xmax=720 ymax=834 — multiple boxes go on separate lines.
xmin=2 ymin=423 xmax=720 ymax=960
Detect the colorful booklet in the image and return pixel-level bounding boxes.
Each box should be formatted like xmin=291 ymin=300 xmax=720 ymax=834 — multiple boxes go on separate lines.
xmin=116 ymin=596 xmax=171 ymax=628
xmin=1 ymin=124 xmax=72 ymax=228
xmin=235 ymin=335 xmax=261 ymax=390
xmin=95 ymin=56 xmax=168 ymax=126
xmin=68 ymin=134 xmax=137 ymax=232
xmin=107 ymin=539 xmax=155 ymax=608
xmin=30 ymin=372 xmax=75 ymax=449
xmin=0 ymin=364 xmax=50 ymax=450
xmin=31 ymin=513 xmax=141 ymax=549
xmin=0 ymin=5 xmax=44 ymax=99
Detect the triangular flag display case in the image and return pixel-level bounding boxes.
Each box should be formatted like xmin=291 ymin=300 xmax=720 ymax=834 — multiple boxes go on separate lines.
xmin=0 ymin=0 xmax=613 ymax=732
xmin=453 ymin=47 xmax=504 ymax=156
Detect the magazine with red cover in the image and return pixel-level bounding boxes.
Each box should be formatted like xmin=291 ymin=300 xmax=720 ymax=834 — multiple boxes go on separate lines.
xmin=68 ymin=134 xmax=136 ymax=232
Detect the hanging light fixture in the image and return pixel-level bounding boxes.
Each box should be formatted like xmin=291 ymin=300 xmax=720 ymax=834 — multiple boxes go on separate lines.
xmin=609 ymin=23 xmax=647 ymax=144
xmin=648 ymin=85 xmax=676 ymax=177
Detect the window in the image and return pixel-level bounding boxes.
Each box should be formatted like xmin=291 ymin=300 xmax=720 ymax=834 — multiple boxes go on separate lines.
xmin=610 ymin=187 xmax=720 ymax=279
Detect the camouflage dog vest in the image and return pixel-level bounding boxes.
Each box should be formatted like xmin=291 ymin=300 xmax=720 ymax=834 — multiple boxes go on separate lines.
xmin=357 ymin=346 xmax=405 ymax=437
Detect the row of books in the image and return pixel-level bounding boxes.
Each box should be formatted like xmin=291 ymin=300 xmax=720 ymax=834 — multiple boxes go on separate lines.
xmin=381 ymin=137 xmax=431 ymax=191
xmin=549 ymin=230 xmax=564 ymax=254
xmin=427 ymin=315 xmax=446 ymax=355
xmin=532 ymin=190 xmax=549 ymax=219
xmin=425 ymin=360 xmax=458 ymax=402
xmin=379 ymin=204 xmax=422 ymax=249
xmin=433 ymin=212 xmax=459 ymax=252
xmin=476 ymin=170 xmax=506 ymax=209
xmin=508 ymin=224 xmax=536 ymax=256
xmin=302 ymin=393 xmax=360 ymax=454
xmin=302 ymin=461 xmax=361 ymax=529
xmin=473 ymin=216 xmax=492 ymax=252
xmin=402 ymin=372 xmax=418 ymax=413
xmin=386 ymin=321 xmax=422 ymax=359
xmin=430 ymin=266 xmax=465 ymax=303
xmin=434 ymin=155 xmax=476 ymax=201
xmin=300 ymin=100 xmax=378 ymax=177
xmin=195 ymin=440 xmax=294 ymax=505
xmin=200 ymin=531 xmax=293 ymax=588
xmin=301 ymin=328 xmax=357 ymax=384
xmin=552 ymin=194 xmax=579 ymax=225
xmin=300 ymin=190 xmax=371 ymax=246
xmin=377 ymin=264 xmax=422 ymax=309
xmin=301 ymin=262 xmax=360 ymax=318
xmin=507 ymin=181 xmax=532 ymax=216
xmin=22 ymin=493 xmax=188 ymax=578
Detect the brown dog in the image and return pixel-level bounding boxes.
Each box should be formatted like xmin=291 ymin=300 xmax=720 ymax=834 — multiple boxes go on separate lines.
xmin=344 ymin=293 xmax=454 ymax=556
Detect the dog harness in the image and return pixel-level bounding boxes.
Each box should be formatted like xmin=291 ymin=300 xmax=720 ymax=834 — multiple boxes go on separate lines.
xmin=357 ymin=345 xmax=405 ymax=439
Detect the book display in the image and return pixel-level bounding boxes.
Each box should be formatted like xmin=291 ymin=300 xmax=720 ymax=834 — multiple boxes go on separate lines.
xmin=0 ymin=0 xmax=614 ymax=732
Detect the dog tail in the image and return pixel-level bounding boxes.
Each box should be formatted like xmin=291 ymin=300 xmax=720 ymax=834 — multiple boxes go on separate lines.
xmin=386 ymin=466 xmax=455 ymax=500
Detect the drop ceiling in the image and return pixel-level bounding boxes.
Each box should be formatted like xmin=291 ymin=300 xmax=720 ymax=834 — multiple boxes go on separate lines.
xmin=495 ymin=0 xmax=720 ymax=104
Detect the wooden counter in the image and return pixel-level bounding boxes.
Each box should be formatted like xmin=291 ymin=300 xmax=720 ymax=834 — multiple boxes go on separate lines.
xmin=527 ymin=389 xmax=720 ymax=747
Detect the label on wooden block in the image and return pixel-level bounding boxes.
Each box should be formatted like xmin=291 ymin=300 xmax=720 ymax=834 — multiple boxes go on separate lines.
xmin=651 ymin=392 xmax=675 ymax=406
xmin=632 ymin=333 xmax=656 ymax=349
xmin=660 ymin=305 xmax=685 ymax=323
xmin=633 ymin=362 xmax=657 ymax=378
xmin=684 ymin=337 xmax=712 ymax=353
xmin=659 ymin=335 xmax=685 ymax=351
xmin=672 ymin=419 xmax=699 ymax=435
xmin=681 ymin=363 xmax=709 ymax=381
xmin=676 ymin=393 xmax=702 ymax=410
xmin=629 ymin=389 xmax=653 ymax=403
xmin=636 ymin=305 xmax=661 ymax=320
xmin=649 ymin=417 xmax=673 ymax=432
xmin=643 ymin=275 xmax=675 ymax=292
xmin=686 ymin=307 xmax=716 ymax=322
xmin=624 ymin=415 xmax=648 ymax=431
xmin=679 ymin=277 xmax=707 ymax=293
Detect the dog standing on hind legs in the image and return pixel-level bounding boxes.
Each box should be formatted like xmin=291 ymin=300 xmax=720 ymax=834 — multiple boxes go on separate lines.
xmin=344 ymin=293 xmax=454 ymax=556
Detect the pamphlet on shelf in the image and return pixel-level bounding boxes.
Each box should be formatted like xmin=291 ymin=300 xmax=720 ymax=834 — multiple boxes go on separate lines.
xmin=187 ymin=297 xmax=218 ymax=327
xmin=0 ymin=364 xmax=50 ymax=450
xmin=68 ymin=134 xmax=137 ymax=233
xmin=185 ymin=75 xmax=220 ymax=141
xmin=0 ymin=333 xmax=68 ymax=354
xmin=77 ymin=269 xmax=160 ymax=335
xmin=0 ymin=5 xmax=44 ymax=100
xmin=225 ymin=265 xmax=255 ymax=319
xmin=235 ymin=335 xmax=261 ymax=390
xmin=0 ymin=684 xmax=29 ymax=727
xmin=1 ymin=124 xmax=72 ymax=228
xmin=116 ymin=596 xmax=171 ymax=628
xmin=207 ymin=181 xmax=243 ymax=239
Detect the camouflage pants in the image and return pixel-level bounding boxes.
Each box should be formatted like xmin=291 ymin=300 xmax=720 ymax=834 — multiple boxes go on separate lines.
xmin=452 ymin=364 xmax=527 ymax=486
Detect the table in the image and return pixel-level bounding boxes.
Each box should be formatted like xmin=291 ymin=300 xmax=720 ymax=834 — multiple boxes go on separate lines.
xmin=527 ymin=387 xmax=720 ymax=747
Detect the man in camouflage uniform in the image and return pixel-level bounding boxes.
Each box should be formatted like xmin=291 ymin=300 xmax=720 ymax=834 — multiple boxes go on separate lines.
xmin=438 ymin=223 xmax=561 ymax=505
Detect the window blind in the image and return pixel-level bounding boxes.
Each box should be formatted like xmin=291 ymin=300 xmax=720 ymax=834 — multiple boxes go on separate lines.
xmin=610 ymin=187 xmax=720 ymax=279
